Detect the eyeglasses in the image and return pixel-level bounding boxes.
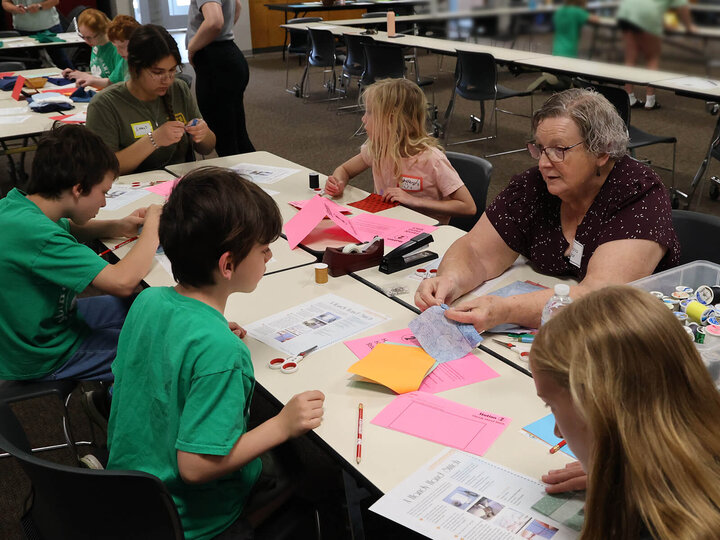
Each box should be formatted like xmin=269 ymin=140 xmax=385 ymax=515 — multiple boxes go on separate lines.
xmin=147 ymin=65 xmax=183 ymax=82
xmin=73 ymin=19 xmax=98 ymax=42
xmin=527 ymin=141 xmax=584 ymax=163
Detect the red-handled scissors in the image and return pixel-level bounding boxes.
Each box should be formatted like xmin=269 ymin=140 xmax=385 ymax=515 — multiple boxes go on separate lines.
xmin=268 ymin=346 xmax=318 ymax=374
xmin=491 ymin=338 xmax=529 ymax=357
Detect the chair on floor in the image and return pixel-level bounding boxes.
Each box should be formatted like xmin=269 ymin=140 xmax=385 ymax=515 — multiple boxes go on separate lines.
xmin=442 ymin=50 xmax=533 ymax=156
xmin=337 ymin=33 xmax=371 ymax=113
xmin=285 ymin=17 xmax=322 ymax=96
xmin=360 ymin=41 xmax=406 ymax=88
xmin=302 ymin=28 xmax=346 ymax=102
xmin=446 ymin=151 xmax=493 ymax=232
xmin=0 ymin=398 xmax=185 ymax=540
xmin=592 ymin=83 xmax=677 ymax=188
xmin=671 ymin=209 xmax=720 ymax=265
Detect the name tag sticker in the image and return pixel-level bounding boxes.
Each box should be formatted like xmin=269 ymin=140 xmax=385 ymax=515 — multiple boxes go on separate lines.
xmin=400 ymin=174 xmax=423 ymax=192
xmin=131 ymin=121 xmax=153 ymax=138
xmin=569 ymin=240 xmax=584 ymax=268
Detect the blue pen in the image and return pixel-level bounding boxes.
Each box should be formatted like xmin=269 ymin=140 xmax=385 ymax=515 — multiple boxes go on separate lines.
xmin=509 ymin=335 xmax=534 ymax=343
xmin=187 ymin=118 xmax=198 ymax=127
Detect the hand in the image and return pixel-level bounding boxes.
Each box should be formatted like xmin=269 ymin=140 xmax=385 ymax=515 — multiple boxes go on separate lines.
xmin=228 ymin=321 xmax=247 ymax=339
xmin=184 ymin=119 xmax=209 ymax=144
xmin=382 ymin=187 xmax=413 ymax=206
xmin=324 ymin=175 xmax=345 ymax=197
xmin=444 ymin=295 xmax=504 ymax=334
xmin=542 ymin=461 xmax=587 ymax=493
xmin=73 ymin=73 xmax=96 ymax=88
xmin=62 ymin=68 xmax=78 ymax=79
xmin=415 ymin=275 xmax=459 ymax=311
xmin=11 ymin=3 xmax=27 ymax=13
xmin=152 ymin=121 xmax=186 ymax=147
xmin=26 ymin=3 xmax=40 ymax=13
xmin=116 ymin=207 xmax=145 ymax=237
xmin=277 ymin=390 xmax=325 ymax=439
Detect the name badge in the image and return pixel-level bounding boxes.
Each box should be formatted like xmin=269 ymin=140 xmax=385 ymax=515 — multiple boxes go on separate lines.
xmin=131 ymin=121 xmax=153 ymax=138
xmin=569 ymin=240 xmax=584 ymax=268
xmin=400 ymin=174 xmax=423 ymax=192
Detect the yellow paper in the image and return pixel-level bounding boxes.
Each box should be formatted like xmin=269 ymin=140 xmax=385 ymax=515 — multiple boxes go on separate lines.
xmin=347 ymin=343 xmax=434 ymax=394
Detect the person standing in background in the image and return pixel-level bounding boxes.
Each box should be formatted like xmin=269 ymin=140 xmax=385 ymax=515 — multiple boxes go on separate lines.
xmin=1 ymin=0 xmax=73 ymax=69
xmin=186 ymin=0 xmax=255 ymax=156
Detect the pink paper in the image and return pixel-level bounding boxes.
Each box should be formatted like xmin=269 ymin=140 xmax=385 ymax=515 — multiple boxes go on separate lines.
xmin=371 ymin=391 xmax=511 ymax=456
xmin=349 ymin=214 xmax=437 ymax=248
xmin=289 ymin=199 xmax=352 ymax=215
xmin=145 ymin=179 xmax=179 ymax=199
xmin=344 ymin=329 xmax=499 ymax=393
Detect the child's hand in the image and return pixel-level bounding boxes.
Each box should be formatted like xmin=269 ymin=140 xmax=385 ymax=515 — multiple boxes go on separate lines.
xmin=228 ymin=321 xmax=247 ymax=338
xmin=277 ymin=390 xmax=325 ymax=439
xmin=382 ymin=187 xmax=413 ymax=206
xmin=62 ymin=68 xmax=76 ymax=79
xmin=153 ymin=121 xmax=186 ymax=147
xmin=324 ymin=175 xmax=345 ymax=197
xmin=184 ymin=118 xmax=209 ymax=144
xmin=73 ymin=73 xmax=96 ymax=88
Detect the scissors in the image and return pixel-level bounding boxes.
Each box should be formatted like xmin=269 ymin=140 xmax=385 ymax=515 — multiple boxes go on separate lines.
xmin=491 ymin=339 xmax=529 ymax=357
xmin=268 ymin=346 xmax=318 ymax=374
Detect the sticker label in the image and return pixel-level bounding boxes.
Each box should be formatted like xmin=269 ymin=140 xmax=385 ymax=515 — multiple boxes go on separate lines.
xmin=400 ymin=174 xmax=423 ymax=192
xmin=131 ymin=121 xmax=153 ymax=138
xmin=569 ymin=240 xmax=584 ymax=268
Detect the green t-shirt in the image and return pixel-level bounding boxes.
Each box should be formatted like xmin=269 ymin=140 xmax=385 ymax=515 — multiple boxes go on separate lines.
xmin=616 ymin=0 xmax=688 ymax=36
xmin=90 ymin=41 xmax=123 ymax=80
xmin=0 ymin=189 xmax=108 ymax=379
xmin=552 ymin=6 xmax=590 ymax=58
xmin=108 ymin=58 xmax=129 ymax=85
xmin=86 ymin=80 xmax=201 ymax=173
xmin=107 ymin=287 xmax=261 ymax=540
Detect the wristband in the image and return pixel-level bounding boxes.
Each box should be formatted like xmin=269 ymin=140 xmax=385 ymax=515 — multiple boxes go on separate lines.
xmin=148 ymin=132 xmax=158 ymax=149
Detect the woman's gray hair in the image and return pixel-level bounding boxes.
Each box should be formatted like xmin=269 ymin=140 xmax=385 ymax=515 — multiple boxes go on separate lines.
xmin=532 ymin=88 xmax=629 ymax=159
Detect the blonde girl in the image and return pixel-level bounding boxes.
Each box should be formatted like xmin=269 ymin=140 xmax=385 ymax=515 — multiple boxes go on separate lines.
xmin=325 ymin=78 xmax=475 ymax=224
xmin=531 ymin=285 xmax=720 ymax=539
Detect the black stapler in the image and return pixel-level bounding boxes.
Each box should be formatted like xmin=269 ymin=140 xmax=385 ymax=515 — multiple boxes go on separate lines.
xmin=379 ymin=233 xmax=437 ymax=274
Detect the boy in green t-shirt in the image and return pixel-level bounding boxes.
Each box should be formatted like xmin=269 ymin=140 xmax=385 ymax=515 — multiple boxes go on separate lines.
xmin=107 ymin=167 xmax=325 ymax=539
xmin=0 ymin=124 xmax=161 ymax=384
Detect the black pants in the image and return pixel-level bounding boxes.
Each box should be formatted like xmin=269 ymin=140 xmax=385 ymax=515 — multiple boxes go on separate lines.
xmin=194 ymin=40 xmax=255 ymax=156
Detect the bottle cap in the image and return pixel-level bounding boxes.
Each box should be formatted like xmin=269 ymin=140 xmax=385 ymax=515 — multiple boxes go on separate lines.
xmin=554 ymin=284 xmax=570 ymax=296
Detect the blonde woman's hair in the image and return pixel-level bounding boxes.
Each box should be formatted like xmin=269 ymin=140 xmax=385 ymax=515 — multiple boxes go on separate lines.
xmin=532 ymin=285 xmax=720 ymax=540
xmin=361 ymin=78 xmax=439 ymax=182
xmin=77 ymin=8 xmax=111 ymax=35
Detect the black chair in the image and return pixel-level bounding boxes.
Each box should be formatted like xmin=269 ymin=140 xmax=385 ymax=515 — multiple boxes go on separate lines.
xmin=0 ymin=60 xmax=26 ymax=71
xmin=442 ymin=50 xmax=533 ymax=156
xmin=337 ymin=33 xmax=372 ymax=113
xmin=302 ymin=28 xmax=345 ymax=102
xmin=285 ymin=17 xmax=322 ymax=96
xmin=671 ymin=209 xmax=720 ymax=265
xmin=360 ymin=41 xmax=406 ymax=88
xmin=592 ymin=83 xmax=677 ymax=188
xmin=446 ymin=151 xmax=493 ymax=232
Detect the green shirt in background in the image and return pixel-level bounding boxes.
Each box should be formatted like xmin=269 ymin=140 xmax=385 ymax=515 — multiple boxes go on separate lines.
xmin=107 ymin=287 xmax=261 ymax=540
xmin=108 ymin=58 xmax=129 ymax=85
xmin=86 ymin=79 xmax=201 ymax=173
xmin=0 ymin=189 xmax=108 ymax=379
xmin=552 ymin=5 xmax=590 ymax=58
xmin=90 ymin=40 xmax=123 ymax=80
xmin=617 ymin=0 xmax=688 ymax=36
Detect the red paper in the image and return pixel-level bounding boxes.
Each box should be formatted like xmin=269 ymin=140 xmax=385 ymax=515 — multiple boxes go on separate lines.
xmin=11 ymin=75 xmax=26 ymax=101
xmin=347 ymin=193 xmax=399 ymax=213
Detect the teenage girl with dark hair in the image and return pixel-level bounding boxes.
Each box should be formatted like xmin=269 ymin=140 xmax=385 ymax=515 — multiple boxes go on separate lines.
xmin=86 ymin=24 xmax=216 ymax=174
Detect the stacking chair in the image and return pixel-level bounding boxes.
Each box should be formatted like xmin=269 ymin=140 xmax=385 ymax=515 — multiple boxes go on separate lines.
xmin=337 ymin=33 xmax=371 ymax=113
xmin=285 ymin=17 xmax=322 ymax=96
xmin=441 ymin=50 xmax=533 ymax=156
xmin=360 ymin=41 xmax=407 ymax=88
xmin=302 ymin=28 xmax=346 ymax=102
xmin=446 ymin=151 xmax=493 ymax=232
xmin=0 ymin=399 xmax=185 ymax=539
xmin=592 ymin=83 xmax=677 ymax=188
xmin=671 ymin=209 xmax=720 ymax=265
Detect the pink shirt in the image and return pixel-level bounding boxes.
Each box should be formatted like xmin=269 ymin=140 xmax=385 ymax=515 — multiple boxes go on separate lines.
xmin=360 ymin=144 xmax=464 ymax=224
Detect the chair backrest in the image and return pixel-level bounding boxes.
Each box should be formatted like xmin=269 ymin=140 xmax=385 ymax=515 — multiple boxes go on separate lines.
xmin=455 ymin=50 xmax=497 ymax=101
xmin=360 ymin=41 xmax=405 ymax=87
xmin=287 ymin=17 xmax=322 ymax=54
xmin=590 ymin=83 xmax=630 ymax=127
xmin=0 ymin=401 xmax=184 ymax=540
xmin=446 ymin=151 xmax=493 ymax=232
xmin=0 ymin=61 xmax=27 ymax=72
xmin=0 ymin=30 xmax=21 ymax=38
xmin=672 ymin=209 xmax=720 ymax=266
xmin=342 ymin=33 xmax=370 ymax=76
xmin=308 ymin=28 xmax=337 ymax=68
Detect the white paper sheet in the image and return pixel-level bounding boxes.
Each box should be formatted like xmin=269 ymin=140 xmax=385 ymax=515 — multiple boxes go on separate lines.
xmin=229 ymin=163 xmax=300 ymax=184
xmin=103 ymin=185 xmax=152 ymax=211
xmin=0 ymin=115 xmax=32 ymax=124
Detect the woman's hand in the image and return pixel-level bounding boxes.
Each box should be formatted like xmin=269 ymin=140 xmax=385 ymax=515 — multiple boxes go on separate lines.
xmin=184 ymin=118 xmax=210 ymax=144
xmin=324 ymin=175 xmax=346 ymax=197
xmin=444 ymin=295 xmax=505 ymax=334
xmin=152 ymin=121 xmax=186 ymax=147
xmin=382 ymin=187 xmax=413 ymax=206
xmin=542 ymin=461 xmax=587 ymax=493
xmin=415 ymin=275 xmax=460 ymax=311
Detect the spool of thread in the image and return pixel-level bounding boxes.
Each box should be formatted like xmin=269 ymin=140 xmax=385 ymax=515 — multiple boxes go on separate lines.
xmin=686 ymin=300 xmax=714 ymax=325
xmin=387 ymin=11 xmax=396 ymax=37
xmin=695 ymin=285 xmax=715 ymax=305
xmin=315 ymin=263 xmax=328 ymax=284
xmin=309 ymin=173 xmax=320 ymax=190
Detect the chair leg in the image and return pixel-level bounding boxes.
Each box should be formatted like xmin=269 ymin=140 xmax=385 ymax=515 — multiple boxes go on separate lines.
xmin=442 ymin=88 xmax=457 ymax=146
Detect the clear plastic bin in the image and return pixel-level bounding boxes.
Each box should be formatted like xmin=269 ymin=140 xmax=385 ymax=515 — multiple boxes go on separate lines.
xmin=632 ymin=260 xmax=720 ymax=389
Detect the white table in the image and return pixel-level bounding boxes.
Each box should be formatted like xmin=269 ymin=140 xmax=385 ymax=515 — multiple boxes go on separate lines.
xmin=0 ymin=32 xmax=84 ymax=51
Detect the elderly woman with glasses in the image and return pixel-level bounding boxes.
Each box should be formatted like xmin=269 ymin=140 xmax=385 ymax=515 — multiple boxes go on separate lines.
xmin=415 ymin=88 xmax=679 ymax=332
xmin=86 ymin=24 xmax=216 ymax=174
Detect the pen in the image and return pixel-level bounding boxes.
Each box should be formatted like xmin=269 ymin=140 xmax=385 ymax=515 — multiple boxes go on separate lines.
xmin=550 ymin=440 xmax=566 ymax=454
xmin=508 ymin=334 xmax=535 ymax=343
xmin=98 ymin=236 xmax=139 ymax=257
xmin=491 ymin=338 xmax=529 ymax=357
xmin=356 ymin=403 xmax=363 ymax=464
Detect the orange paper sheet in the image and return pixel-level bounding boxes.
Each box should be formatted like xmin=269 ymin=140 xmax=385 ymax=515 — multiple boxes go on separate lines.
xmin=347 ymin=343 xmax=434 ymax=394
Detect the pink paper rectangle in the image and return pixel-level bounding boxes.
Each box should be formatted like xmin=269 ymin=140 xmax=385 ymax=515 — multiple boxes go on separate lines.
xmin=284 ymin=195 xmax=332 ymax=249
xmin=289 ymin=199 xmax=352 ymax=215
xmin=349 ymin=214 xmax=437 ymax=248
xmin=371 ymin=391 xmax=511 ymax=456
xmin=145 ymin=179 xmax=179 ymax=199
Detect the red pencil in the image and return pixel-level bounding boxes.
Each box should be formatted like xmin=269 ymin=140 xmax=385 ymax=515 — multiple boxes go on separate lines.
xmin=98 ymin=236 xmax=139 ymax=257
xmin=356 ymin=403 xmax=363 ymax=464
xmin=549 ymin=440 xmax=566 ymax=454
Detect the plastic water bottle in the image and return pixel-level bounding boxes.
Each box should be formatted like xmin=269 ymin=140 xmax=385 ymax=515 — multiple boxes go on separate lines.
xmin=541 ymin=284 xmax=572 ymax=326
